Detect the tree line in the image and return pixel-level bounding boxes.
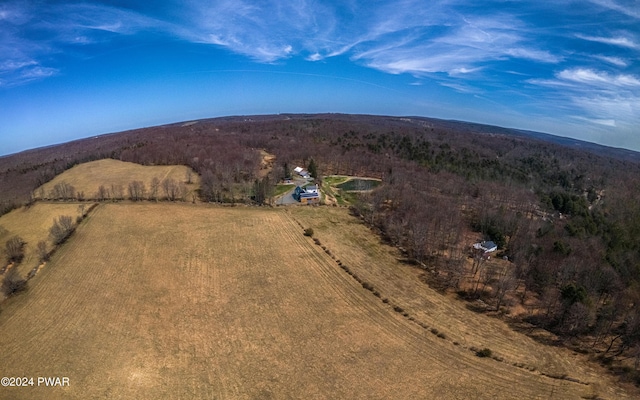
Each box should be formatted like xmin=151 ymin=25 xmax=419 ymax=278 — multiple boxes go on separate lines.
xmin=37 ymin=177 xmax=192 ymax=203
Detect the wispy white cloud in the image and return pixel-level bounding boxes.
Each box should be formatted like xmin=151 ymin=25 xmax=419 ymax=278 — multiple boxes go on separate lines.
xmin=171 ymin=0 xmax=340 ymax=62
xmin=348 ymin=7 xmax=564 ymax=78
xmin=19 ymin=66 xmax=58 ymax=80
xmin=0 ymin=1 xmax=160 ymax=86
xmin=47 ymin=3 xmax=162 ymax=38
xmin=557 ymin=68 xmax=640 ymax=87
xmin=0 ymin=63 xmax=59 ymax=87
xmin=594 ymin=55 xmax=629 ymax=67
xmin=0 ymin=60 xmax=37 ymax=72
xmin=573 ymin=93 xmax=640 ymax=120
xmin=0 ymin=2 xmax=30 ymax=24
xmin=530 ymin=68 xmax=640 ymax=89
xmin=576 ymin=34 xmax=639 ymax=49
xmin=449 ymin=67 xmax=483 ymax=75
xmin=306 ymin=53 xmax=323 ymax=62
xmin=155 ymin=1 xmax=564 ymax=74
xmin=439 ymin=81 xmax=480 ymax=94
xmin=573 ymin=116 xmax=617 ymax=127
xmin=505 ymin=48 xmax=561 ymax=63
xmin=0 ymin=0 xmax=638 ymax=150
xmin=1 ymin=1 xmax=639 ymax=143
xmin=0 ymin=1 xmax=594 ymax=84
xmin=587 ymin=0 xmax=640 ymax=19
xmin=528 ymin=65 xmax=640 ymax=141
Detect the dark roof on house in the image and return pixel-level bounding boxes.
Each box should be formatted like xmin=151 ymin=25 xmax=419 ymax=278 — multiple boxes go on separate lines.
xmin=483 ymin=241 xmax=497 ymax=249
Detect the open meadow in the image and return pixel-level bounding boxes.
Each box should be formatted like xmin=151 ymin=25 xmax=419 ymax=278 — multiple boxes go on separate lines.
xmin=0 ymin=203 xmax=631 ymax=399
xmin=34 ymin=159 xmax=198 ymax=200
xmin=0 ymin=202 xmax=87 ymax=282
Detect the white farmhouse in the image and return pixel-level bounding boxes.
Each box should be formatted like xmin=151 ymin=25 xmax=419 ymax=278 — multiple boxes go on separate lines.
xmin=473 ymin=241 xmax=498 ymax=253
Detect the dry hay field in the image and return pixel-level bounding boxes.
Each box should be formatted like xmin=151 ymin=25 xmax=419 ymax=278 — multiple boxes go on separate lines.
xmin=0 ymin=204 xmax=633 ymax=399
xmin=34 ymin=159 xmax=198 ymax=200
xmin=0 ymin=202 xmax=86 ymax=282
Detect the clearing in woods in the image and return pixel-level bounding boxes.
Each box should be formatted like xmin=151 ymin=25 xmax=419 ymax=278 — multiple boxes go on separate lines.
xmin=34 ymin=159 xmax=198 ymax=199
xmin=0 ymin=203 xmax=631 ymax=399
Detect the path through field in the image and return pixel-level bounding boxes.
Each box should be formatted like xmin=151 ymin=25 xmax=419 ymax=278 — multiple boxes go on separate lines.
xmin=0 ymin=204 xmax=629 ymax=399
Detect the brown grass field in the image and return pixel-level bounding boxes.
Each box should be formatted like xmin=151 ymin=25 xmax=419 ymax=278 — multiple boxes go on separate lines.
xmin=34 ymin=159 xmax=199 ymax=200
xmin=0 ymin=203 xmax=633 ymax=399
xmin=0 ymin=202 xmax=87 ymax=283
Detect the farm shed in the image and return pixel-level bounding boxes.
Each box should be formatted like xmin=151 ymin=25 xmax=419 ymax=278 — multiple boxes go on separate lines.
xmin=293 ymin=166 xmax=310 ymax=178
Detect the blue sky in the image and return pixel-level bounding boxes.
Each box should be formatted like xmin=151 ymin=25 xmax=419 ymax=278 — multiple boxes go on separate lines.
xmin=1 ymin=0 xmax=639 ymax=155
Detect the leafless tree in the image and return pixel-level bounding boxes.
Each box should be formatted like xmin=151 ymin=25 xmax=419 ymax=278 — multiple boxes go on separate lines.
xmin=409 ymin=219 xmax=429 ymax=264
xmin=49 ymin=215 xmax=74 ymax=245
xmin=493 ymin=268 xmax=516 ymax=311
xmin=185 ymin=169 xmax=193 ymax=184
xmin=5 ymin=236 xmax=25 ymax=263
xmin=177 ymin=182 xmax=187 ymax=202
xmin=162 ymin=178 xmax=176 ymax=200
xmin=471 ymin=248 xmax=486 ymax=276
xmin=562 ymin=302 xmax=593 ymax=336
xmin=128 ymin=180 xmax=146 ymax=201
xmin=97 ymin=185 xmax=109 ymax=201
xmin=111 ymin=184 xmax=124 ymax=200
xmin=478 ymin=263 xmax=498 ymax=295
xmin=36 ymin=240 xmax=49 ymax=262
xmin=200 ymin=170 xmax=219 ymax=202
xmin=2 ymin=268 xmax=27 ymax=297
xmin=160 ymin=178 xmax=186 ymax=201
xmin=149 ymin=177 xmax=160 ymax=201
xmin=443 ymin=247 xmax=466 ymax=289
xmin=541 ymin=286 xmax=561 ymax=320
xmin=50 ymin=181 xmax=75 ymax=200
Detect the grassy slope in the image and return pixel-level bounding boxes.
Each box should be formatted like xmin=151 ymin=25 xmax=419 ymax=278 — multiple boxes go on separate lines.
xmin=289 ymin=206 xmax=632 ymax=399
xmin=0 ymin=203 xmax=630 ymax=399
xmin=35 ymin=159 xmax=199 ymax=200
xmin=0 ymin=203 xmax=86 ymax=280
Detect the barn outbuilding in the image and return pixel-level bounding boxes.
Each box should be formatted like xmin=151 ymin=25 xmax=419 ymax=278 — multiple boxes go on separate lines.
xmin=293 ymin=166 xmax=311 ymax=179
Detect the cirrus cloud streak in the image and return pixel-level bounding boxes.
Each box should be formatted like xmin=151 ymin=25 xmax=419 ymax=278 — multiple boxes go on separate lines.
xmin=1 ymin=0 xmax=639 ymax=150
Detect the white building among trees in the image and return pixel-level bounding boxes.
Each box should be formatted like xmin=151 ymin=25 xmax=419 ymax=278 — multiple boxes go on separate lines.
xmin=473 ymin=241 xmax=498 ymax=253
xmin=293 ymin=166 xmax=310 ymax=179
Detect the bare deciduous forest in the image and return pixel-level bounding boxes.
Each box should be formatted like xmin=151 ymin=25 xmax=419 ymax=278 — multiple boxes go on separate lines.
xmin=2 ymin=113 xmax=640 ymax=383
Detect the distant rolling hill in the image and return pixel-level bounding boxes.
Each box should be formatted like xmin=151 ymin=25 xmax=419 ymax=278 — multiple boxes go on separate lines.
xmin=510 ymin=128 xmax=640 ymax=163
xmin=265 ymin=113 xmax=640 ymax=163
xmin=1 ymin=112 xmax=640 ymax=214
xmin=402 ymin=116 xmax=640 ymax=163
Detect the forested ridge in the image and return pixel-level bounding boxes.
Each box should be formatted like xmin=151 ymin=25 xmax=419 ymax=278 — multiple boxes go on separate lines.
xmin=2 ymin=113 xmax=640 ymax=383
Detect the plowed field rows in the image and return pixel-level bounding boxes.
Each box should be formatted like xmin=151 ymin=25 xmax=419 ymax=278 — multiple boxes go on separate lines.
xmin=0 ymin=204 xmax=630 ymax=399
xmin=289 ymin=206 xmax=631 ymax=399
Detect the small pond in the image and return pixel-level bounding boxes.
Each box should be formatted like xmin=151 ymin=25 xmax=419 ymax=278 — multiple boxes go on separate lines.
xmin=337 ymin=179 xmax=381 ymax=191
